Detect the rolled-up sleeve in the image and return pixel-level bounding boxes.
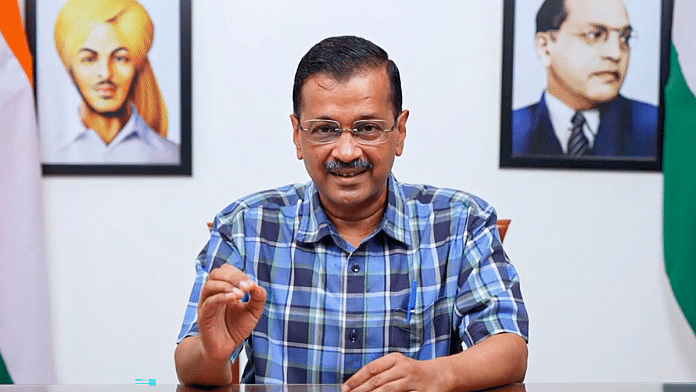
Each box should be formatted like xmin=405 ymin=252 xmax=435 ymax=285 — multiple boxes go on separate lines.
xmin=455 ymin=210 xmax=529 ymax=347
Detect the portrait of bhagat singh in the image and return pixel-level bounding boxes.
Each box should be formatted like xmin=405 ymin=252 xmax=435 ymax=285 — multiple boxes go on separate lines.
xmin=512 ymin=0 xmax=658 ymax=159
xmin=49 ymin=0 xmax=180 ymax=164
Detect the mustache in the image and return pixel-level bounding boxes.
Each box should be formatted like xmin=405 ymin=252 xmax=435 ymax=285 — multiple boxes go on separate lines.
xmin=93 ymin=81 xmax=116 ymax=89
xmin=323 ymin=159 xmax=373 ymax=172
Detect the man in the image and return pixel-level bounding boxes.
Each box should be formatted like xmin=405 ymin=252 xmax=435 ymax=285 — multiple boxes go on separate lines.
xmin=175 ymin=36 xmax=528 ymax=390
xmin=49 ymin=0 xmax=179 ymax=164
xmin=512 ymin=0 xmax=657 ymax=158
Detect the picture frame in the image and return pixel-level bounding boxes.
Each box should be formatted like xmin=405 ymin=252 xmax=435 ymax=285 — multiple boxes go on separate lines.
xmin=26 ymin=0 xmax=192 ymax=176
xmin=500 ymin=0 xmax=672 ymax=171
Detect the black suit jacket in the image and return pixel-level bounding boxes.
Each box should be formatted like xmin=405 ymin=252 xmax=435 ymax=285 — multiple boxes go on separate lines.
xmin=512 ymin=93 xmax=657 ymax=157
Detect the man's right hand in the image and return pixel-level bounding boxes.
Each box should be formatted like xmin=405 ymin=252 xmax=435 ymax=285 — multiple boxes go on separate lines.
xmin=175 ymin=263 xmax=266 ymax=386
xmin=197 ymin=263 xmax=267 ymax=360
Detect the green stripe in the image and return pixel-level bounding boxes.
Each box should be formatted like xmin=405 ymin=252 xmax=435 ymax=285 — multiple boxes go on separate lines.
xmin=664 ymin=44 xmax=696 ymax=335
xmin=0 ymin=350 xmax=13 ymax=384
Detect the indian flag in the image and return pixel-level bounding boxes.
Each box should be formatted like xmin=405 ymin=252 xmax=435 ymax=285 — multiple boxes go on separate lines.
xmin=0 ymin=0 xmax=55 ymax=384
xmin=664 ymin=0 xmax=696 ymax=335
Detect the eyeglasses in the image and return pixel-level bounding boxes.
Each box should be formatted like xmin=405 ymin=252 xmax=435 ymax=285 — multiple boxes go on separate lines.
xmin=576 ymin=26 xmax=633 ymax=50
xmin=299 ymin=119 xmax=396 ymax=145
xmin=552 ymin=25 xmax=634 ymax=51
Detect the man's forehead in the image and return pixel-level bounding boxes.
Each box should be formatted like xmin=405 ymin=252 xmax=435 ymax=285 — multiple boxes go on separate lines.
xmin=564 ymin=0 xmax=629 ymax=28
xmin=306 ymin=73 xmax=344 ymax=91
xmin=78 ymin=23 xmax=126 ymax=51
xmin=301 ymin=68 xmax=390 ymax=96
xmin=305 ymin=67 xmax=387 ymax=87
xmin=298 ymin=68 xmax=392 ymax=118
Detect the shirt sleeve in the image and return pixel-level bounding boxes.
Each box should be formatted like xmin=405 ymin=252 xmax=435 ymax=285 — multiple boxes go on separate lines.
xmin=176 ymin=245 xmax=208 ymax=342
xmin=175 ymin=218 xmax=245 ymax=353
xmin=455 ymin=208 xmax=529 ymax=347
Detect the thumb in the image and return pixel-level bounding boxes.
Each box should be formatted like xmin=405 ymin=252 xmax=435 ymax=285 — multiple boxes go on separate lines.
xmin=246 ymin=284 xmax=267 ymax=317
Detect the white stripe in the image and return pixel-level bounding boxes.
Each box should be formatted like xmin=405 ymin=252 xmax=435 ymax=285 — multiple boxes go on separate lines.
xmin=0 ymin=30 xmax=55 ymax=383
xmin=673 ymin=0 xmax=696 ymax=94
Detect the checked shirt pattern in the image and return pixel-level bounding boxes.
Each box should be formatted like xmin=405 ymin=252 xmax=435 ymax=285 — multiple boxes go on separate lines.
xmin=177 ymin=174 xmax=528 ymax=384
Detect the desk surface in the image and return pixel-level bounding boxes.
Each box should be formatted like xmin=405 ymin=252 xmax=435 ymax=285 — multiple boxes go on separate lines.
xmin=0 ymin=384 xmax=694 ymax=392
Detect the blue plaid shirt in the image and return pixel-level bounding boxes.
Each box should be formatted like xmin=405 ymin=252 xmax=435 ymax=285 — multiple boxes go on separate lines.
xmin=177 ymin=174 xmax=528 ymax=384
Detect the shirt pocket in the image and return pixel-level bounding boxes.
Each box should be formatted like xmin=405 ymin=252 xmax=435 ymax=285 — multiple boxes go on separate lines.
xmin=388 ymin=295 xmax=453 ymax=357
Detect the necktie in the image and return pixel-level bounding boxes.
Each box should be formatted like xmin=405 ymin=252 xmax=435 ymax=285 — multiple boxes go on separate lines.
xmin=567 ymin=112 xmax=589 ymax=157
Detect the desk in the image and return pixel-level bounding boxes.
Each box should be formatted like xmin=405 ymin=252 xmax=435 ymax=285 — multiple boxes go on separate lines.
xmin=0 ymin=384 xmax=693 ymax=392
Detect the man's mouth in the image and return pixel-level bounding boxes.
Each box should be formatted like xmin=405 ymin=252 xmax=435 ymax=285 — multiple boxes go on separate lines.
xmin=94 ymin=83 xmax=117 ymax=97
xmin=329 ymin=169 xmax=368 ymax=177
xmin=324 ymin=159 xmax=373 ymax=177
xmin=593 ymin=70 xmax=621 ymax=81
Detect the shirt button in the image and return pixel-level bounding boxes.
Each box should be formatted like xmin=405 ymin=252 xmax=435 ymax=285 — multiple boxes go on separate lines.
xmin=351 ymin=263 xmax=360 ymax=273
xmin=349 ymin=329 xmax=359 ymax=342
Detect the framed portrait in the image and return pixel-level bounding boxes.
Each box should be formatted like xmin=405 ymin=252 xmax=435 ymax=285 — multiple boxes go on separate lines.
xmin=500 ymin=0 xmax=672 ymax=171
xmin=26 ymin=0 xmax=192 ymax=175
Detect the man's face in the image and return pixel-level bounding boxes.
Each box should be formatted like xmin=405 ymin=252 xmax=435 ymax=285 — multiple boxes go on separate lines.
xmin=537 ymin=0 xmax=631 ymax=110
xmin=291 ymin=67 xmax=407 ymax=214
xmin=70 ymin=23 xmax=136 ymax=114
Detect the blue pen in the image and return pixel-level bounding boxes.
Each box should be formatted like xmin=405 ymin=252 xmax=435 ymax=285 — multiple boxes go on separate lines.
xmin=406 ymin=279 xmax=417 ymax=322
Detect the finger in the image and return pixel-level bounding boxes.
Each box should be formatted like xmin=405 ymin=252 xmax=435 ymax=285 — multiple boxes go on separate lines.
xmin=369 ymin=378 xmax=409 ymax=392
xmin=207 ymin=263 xmax=244 ymax=283
xmin=345 ymin=368 xmax=404 ymax=392
xmin=199 ymin=291 xmax=244 ymax=314
xmin=343 ymin=355 xmax=396 ymax=392
xmin=207 ymin=263 xmax=256 ymax=293
xmin=199 ymin=280 xmax=244 ymax=304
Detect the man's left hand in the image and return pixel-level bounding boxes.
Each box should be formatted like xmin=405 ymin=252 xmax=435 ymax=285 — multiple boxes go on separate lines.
xmin=342 ymin=352 xmax=444 ymax=392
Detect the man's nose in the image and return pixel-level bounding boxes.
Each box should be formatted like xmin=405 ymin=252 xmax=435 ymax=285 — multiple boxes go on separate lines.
xmin=98 ymin=59 xmax=113 ymax=79
xmin=331 ymin=130 xmax=362 ymax=162
xmin=601 ymin=33 xmax=625 ymax=61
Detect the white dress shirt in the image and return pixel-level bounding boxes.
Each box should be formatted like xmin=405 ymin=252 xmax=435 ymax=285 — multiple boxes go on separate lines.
xmin=545 ymin=92 xmax=600 ymax=154
xmin=47 ymin=104 xmax=180 ymax=164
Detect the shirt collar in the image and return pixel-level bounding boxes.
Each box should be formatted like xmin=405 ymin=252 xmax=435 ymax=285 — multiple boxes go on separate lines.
xmin=56 ymin=103 xmax=144 ymax=149
xmin=108 ymin=104 xmax=146 ymax=145
xmin=380 ymin=174 xmax=411 ymax=246
xmin=294 ymin=173 xmax=412 ymax=247
xmin=544 ymin=92 xmax=600 ymax=153
xmin=294 ymin=182 xmax=333 ymax=244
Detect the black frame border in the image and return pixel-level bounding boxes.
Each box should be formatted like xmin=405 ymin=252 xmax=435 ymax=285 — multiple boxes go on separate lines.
xmin=499 ymin=0 xmax=673 ymax=171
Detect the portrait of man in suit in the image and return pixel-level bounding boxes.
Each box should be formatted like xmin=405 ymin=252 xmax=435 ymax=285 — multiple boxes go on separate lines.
xmin=511 ymin=0 xmax=658 ymax=158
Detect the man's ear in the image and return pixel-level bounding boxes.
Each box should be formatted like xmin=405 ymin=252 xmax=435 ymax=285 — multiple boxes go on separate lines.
xmin=290 ymin=113 xmax=303 ymax=160
xmin=395 ymin=109 xmax=408 ymax=157
xmin=534 ymin=32 xmax=554 ymax=68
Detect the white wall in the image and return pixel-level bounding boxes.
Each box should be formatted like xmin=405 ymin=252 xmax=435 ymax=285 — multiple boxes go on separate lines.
xmin=38 ymin=0 xmax=696 ymax=385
